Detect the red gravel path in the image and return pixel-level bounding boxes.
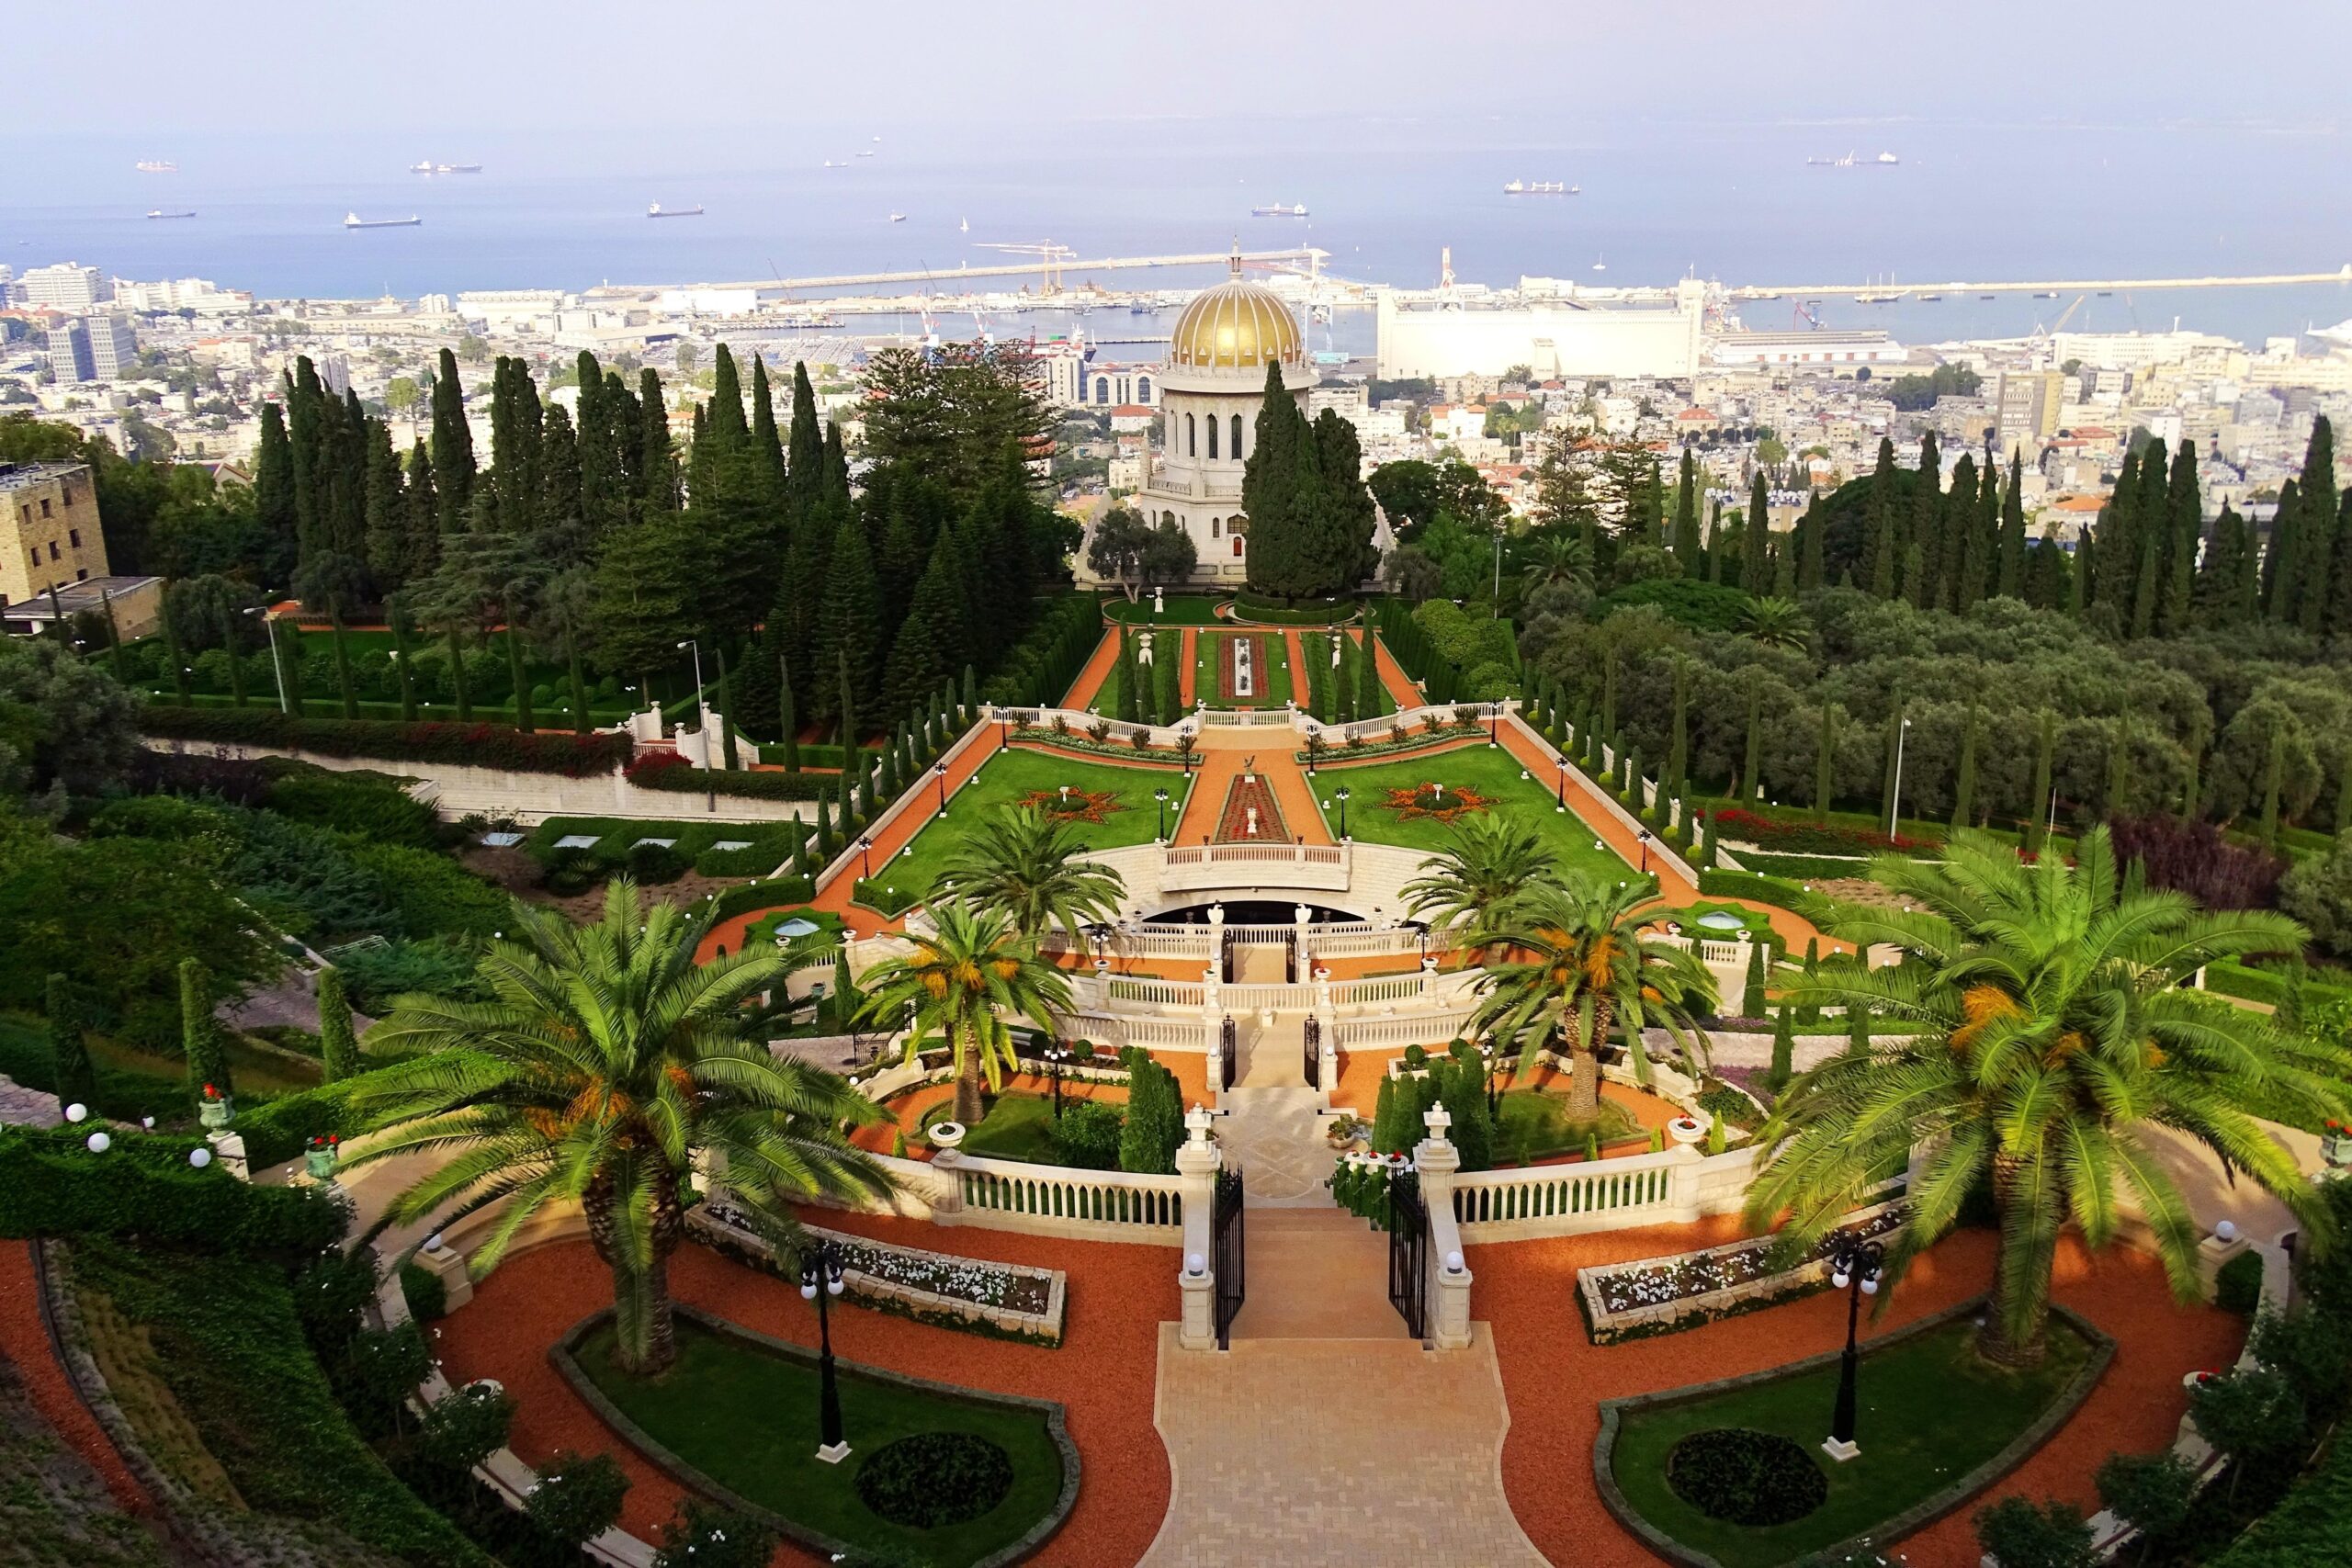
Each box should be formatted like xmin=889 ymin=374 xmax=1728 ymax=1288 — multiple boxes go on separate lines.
xmin=0 ymin=1240 xmax=153 ymax=1517
xmin=435 ymin=1225 xmax=1174 ymax=1568
xmin=1476 ymin=1224 xmax=2244 ymax=1567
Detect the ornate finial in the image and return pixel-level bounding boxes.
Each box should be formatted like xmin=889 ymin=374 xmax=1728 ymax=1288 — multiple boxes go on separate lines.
xmin=1229 ymin=237 xmax=1243 ymax=277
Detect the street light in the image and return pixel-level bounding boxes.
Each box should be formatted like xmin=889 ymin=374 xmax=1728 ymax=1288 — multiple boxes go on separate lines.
xmin=1335 ymin=784 xmax=1351 ymax=839
xmin=1488 ymin=702 xmax=1500 ymax=748
xmin=1887 ymin=715 xmax=1913 ymax=838
xmin=1042 ymin=1043 xmax=1072 ymax=1116
xmin=797 ymin=1239 xmax=851 ymax=1462
xmin=1637 ymin=829 xmax=1653 ymax=876
xmin=1154 ymin=786 xmax=1170 ymax=840
xmin=246 ymin=607 xmax=289 ymax=715
xmin=1088 ymin=922 xmax=1110 ymax=974
xmin=1477 ymin=1037 xmax=1503 ymax=1116
xmin=1305 ymin=723 xmax=1319 ymax=774
xmin=1555 ymin=756 xmax=1569 ymax=812
xmin=1823 ymin=1235 xmax=1885 ymax=1461
xmin=858 ymin=835 xmax=875 ymax=881
xmin=675 ymin=638 xmax=704 ymax=704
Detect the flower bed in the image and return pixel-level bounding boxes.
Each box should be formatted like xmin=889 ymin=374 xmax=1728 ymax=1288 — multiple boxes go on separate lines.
xmin=139 ymin=705 xmax=632 ymax=776
xmin=689 ymin=1200 xmax=1066 ymax=1344
xmin=1012 ymin=725 xmax=1192 ymax=765
xmin=1700 ymin=807 xmax=1939 ymax=859
xmin=1576 ymin=1199 xmax=1905 ymax=1344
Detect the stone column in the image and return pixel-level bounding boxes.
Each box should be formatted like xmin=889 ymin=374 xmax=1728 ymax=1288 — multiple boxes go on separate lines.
xmin=927 ymin=1148 xmax=967 ymax=1224
xmin=1420 ymin=955 xmax=1439 ymax=1000
xmin=1313 ymin=967 xmax=1340 ymax=1102
xmin=1175 ymin=1105 xmax=1222 ymax=1350
xmin=1415 ymin=1104 xmax=1475 ymax=1351
xmin=413 ymin=1232 xmax=475 ymax=1311
xmin=207 ymin=1130 xmax=249 ymax=1182
xmin=1293 ymin=903 xmax=1313 ymax=983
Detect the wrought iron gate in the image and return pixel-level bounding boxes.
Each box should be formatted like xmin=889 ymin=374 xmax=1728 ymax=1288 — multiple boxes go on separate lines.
xmin=1302 ymin=1014 xmax=1320 ymax=1090
xmin=1387 ymin=1169 xmax=1429 ymax=1341
xmin=1219 ymin=1015 xmax=1237 ymax=1090
xmin=1213 ymin=1167 xmax=1246 ymax=1348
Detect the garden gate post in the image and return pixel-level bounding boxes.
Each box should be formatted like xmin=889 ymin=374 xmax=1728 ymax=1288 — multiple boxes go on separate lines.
xmin=208 ymin=1130 xmax=250 ymax=1182
xmin=1414 ymin=1105 xmax=1475 ymax=1351
xmin=1312 ymin=969 xmax=1340 ymax=1110
xmin=1175 ymin=1105 xmax=1223 ymax=1350
xmin=1419 ymin=955 xmax=1439 ymax=1000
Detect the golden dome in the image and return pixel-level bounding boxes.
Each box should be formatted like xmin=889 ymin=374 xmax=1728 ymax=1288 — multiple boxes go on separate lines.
xmin=1168 ymin=260 xmax=1303 ymax=371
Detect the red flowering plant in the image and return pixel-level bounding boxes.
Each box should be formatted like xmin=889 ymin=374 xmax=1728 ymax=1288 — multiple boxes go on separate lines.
xmin=622 ymin=749 xmax=695 ymax=785
xmin=201 ymin=1083 xmax=223 ymax=1102
xmin=1700 ymin=807 xmax=1939 ymax=858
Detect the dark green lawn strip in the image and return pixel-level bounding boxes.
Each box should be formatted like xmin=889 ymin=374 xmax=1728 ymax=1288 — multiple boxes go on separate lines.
xmin=1493 ymin=1090 xmax=1641 ymax=1164
xmin=1608 ymin=1314 xmax=2094 ymax=1568
xmin=918 ymin=1093 xmax=1063 ymax=1162
xmin=571 ymin=1316 xmax=1067 ymax=1568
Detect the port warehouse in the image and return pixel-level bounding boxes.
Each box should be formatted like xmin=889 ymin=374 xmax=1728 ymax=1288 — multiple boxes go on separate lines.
xmin=1374 ymin=279 xmax=1900 ymax=380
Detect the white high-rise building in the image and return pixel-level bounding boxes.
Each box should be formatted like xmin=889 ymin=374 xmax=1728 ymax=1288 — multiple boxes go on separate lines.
xmin=87 ymin=316 xmax=139 ymax=380
xmin=21 ymin=262 xmax=106 ymax=312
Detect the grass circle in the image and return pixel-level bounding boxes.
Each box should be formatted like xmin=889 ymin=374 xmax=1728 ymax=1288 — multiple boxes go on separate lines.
xmin=1664 ymin=1427 xmax=1828 ymax=1527
xmin=854 ymin=1431 xmax=1014 ymax=1529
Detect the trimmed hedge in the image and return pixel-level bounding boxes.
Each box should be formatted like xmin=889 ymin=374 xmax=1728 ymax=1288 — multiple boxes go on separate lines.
xmin=2210 ymin=1405 xmax=2352 ymax=1566
xmin=1731 ymin=850 xmax=1881 ymax=881
xmin=707 ymin=876 xmax=818 ymax=926
xmin=625 ymin=754 xmax=828 ymax=802
xmin=2201 ymin=960 xmax=2352 ymax=1012
xmin=982 ymin=593 xmax=1100 ymax=708
xmin=0 ymin=1125 xmax=348 ymax=1253
xmin=851 ymin=879 xmax=922 ymax=917
xmin=138 ymin=705 xmax=632 ymax=777
xmin=1697 ymin=869 xmax=1835 ymax=926
xmin=1231 ymin=593 xmax=1359 ymax=626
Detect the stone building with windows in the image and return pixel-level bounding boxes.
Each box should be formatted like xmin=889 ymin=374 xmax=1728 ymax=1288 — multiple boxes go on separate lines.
xmin=1090 ymin=254 xmax=1317 ymax=585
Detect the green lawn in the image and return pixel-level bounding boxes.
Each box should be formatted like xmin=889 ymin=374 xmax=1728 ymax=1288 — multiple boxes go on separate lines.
xmin=916 ymin=1091 xmax=1072 ymax=1162
xmin=1193 ymin=630 xmax=1295 ymax=710
xmin=883 ymin=749 xmax=1185 ymax=906
xmin=1606 ymin=1313 xmax=2098 ymax=1568
xmin=1100 ymin=592 xmax=1230 ymax=625
xmin=1493 ymin=1089 xmax=1643 ymax=1164
xmin=1311 ymin=746 xmax=1638 ymax=886
xmin=572 ymin=1316 xmax=1069 ymax=1568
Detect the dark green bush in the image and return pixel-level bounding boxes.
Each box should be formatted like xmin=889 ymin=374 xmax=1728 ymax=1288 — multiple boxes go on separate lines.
xmin=853 ymin=1432 xmax=1013 ymax=1529
xmin=1664 ymin=1427 xmax=1827 ymax=1526
xmin=2215 ymin=1248 xmax=2266 ymax=1314
xmin=524 ymin=1450 xmax=630 ymax=1549
xmin=650 ymin=1501 xmax=776 ymax=1568
xmin=624 ymin=840 xmax=689 ymax=885
xmin=707 ymin=877 xmax=818 ymax=925
xmin=1050 ymin=1101 xmax=1125 ymax=1169
xmin=400 ymin=1259 xmax=449 ymax=1323
xmin=1972 ymin=1495 xmax=2095 ymax=1568
xmin=420 ymin=1382 xmax=515 ymax=1474
xmin=0 ymin=1126 xmax=347 ymax=1252
xmin=139 ymin=706 xmax=631 ymax=776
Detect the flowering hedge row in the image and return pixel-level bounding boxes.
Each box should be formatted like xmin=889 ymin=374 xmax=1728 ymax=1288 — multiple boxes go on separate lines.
xmin=624 ymin=750 xmax=829 ymax=800
xmin=1700 ymin=807 xmax=1939 ymax=858
xmin=138 ymin=705 xmax=632 ymax=776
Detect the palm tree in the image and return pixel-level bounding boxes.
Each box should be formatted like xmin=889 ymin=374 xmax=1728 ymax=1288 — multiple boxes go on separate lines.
xmin=1464 ymin=874 xmax=1719 ymax=1117
xmin=1401 ymin=814 xmax=1558 ymax=932
xmin=1736 ymin=596 xmax=1812 ymax=653
xmin=856 ymin=902 xmax=1075 ymax=1126
xmin=1520 ymin=532 xmax=1594 ymax=595
xmin=347 ymin=880 xmax=889 ymax=1375
xmin=934 ymin=805 xmax=1126 ymax=953
xmin=1747 ymin=829 xmax=2349 ymax=1368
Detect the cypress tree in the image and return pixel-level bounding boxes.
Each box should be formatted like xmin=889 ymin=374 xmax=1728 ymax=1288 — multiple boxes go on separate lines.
xmin=2093 ymin=444 xmax=2142 ymax=616
xmin=815 ymin=788 xmax=835 ymax=857
xmin=1814 ymin=701 xmax=1838 ymax=822
xmin=1908 ymin=431 xmax=1942 ymax=605
xmin=638 ymin=367 xmax=678 ymax=514
xmin=1847 ymin=1000 xmax=1868 ymax=1055
xmin=1700 ymin=809 xmax=1720 ymax=869
xmin=563 ymin=624 xmax=590 ymax=735
xmin=1743 ymin=473 xmax=1773 ymax=595
xmin=1740 ymin=679 xmax=1763 ymax=803
xmin=1741 ymin=938 xmax=1769 ymax=1019
xmin=748 ymin=354 xmax=786 ymax=513
xmin=1671 ymin=447 xmax=1702 ymax=572
xmin=1941 ymin=451 xmax=1977 ymax=611
xmin=179 ymin=958 xmax=229 ymax=1098
xmin=317 ymin=966 xmax=360 ymax=1083
xmin=1950 ymin=702 xmax=1979 ymax=829
xmin=881 ymin=532 xmax=971 ymax=723
xmin=2263 ymin=477 xmax=2302 ymax=625
xmin=1666 ymin=660 xmax=1690 ymax=803
xmin=2258 ymin=725 xmax=2285 ymax=848
xmin=715 ymin=648 xmax=739 ymax=769
xmin=778 ymin=654 xmax=800 ymax=771
xmin=428 ymin=347 xmax=474 ymax=533
xmin=45 ymin=974 xmax=96 ymax=1116
xmin=786 ymin=361 xmax=824 ymax=525
xmin=1862 ymin=437 xmax=1899 ymax=598
xmin=330 ymin=607 xmax=358 ymax=720
xmin=1995 ymin=449 xmax=2028 ymax=599
xmin=254 ymin=400 xmax=300 ymax=576
xmin=388 ymin=602 xmax=417 ymax=720
xmin=1965 ymin=446 xmax=1998 ymax=611
xmin=1879 ymin=690 xmax=1906 ymax=829
xmin=503 ymin=618 xmax=534 ymax=733
xmin=1768 ymin=1002 xmax=1795 ymax=1091
xmin=1115 ymin=626 xmax=1141 ymax=722
xmin=2025 ymin=710 xmax=2055 ymax=852
xmin=1798 ymin=493 xmax=1825 ymax=591
xmin=811 ymin=519 xmax=881 ymax=727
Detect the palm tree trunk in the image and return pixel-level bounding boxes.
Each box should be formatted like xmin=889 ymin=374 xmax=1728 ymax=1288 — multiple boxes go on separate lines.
xmin=955 ymin=1025 xmax=986 ymax=1125
xmin=1567 ymin=1001 xmax=1609 ymax=1119
xmin=585 ymin=1169 xmax=685 ymax=1376
xmin=1975 ymin=1156 xmax=2052 ymax=1368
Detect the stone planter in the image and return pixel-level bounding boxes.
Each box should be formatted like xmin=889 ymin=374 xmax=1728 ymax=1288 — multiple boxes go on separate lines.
xmin=2322 ymin=1129 xmax=2352 ymax=1168
xmin=198 ymin=1096 xmax=234 ymax=1132
xmin=1666 ymin=1115 xmax=1707 ymax=1147
xmin=304 ymin=1144 xmax=339 ymax=1181
xmin=929 ymin=1121 xmax=967 ymax=1151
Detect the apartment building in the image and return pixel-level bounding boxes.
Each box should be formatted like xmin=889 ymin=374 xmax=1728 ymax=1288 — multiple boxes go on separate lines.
xmin=2 ymin=462 xmax=107 ymax=602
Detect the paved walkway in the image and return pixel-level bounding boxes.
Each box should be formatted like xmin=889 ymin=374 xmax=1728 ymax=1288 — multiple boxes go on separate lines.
xmin=1061 ymin=624 xmax=1122 ymax=710
xmin=1179 ymin=629 xmax=1198 ymax=706
xmin=1139 ymin=1323 xmax=1547 ymax=1568
xmin=1360 ymin=626 xmax=1424 ymax=710
xmin=1170 ymin=740 xmax=1333 ymax=848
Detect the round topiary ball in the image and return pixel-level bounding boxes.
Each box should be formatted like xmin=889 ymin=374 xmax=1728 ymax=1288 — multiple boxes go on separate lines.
xmin=1664 ymin=1427 xmax=1827 ymax=1527
xmin=854 ymin=1432 xmax=1013 ymax=1529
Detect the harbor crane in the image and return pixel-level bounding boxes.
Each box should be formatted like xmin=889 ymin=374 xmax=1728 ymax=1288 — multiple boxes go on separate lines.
xmin=1793 ymin=299 xmax=1824 ymax=330
xmin=973 ymin=241 xmax=1076 ymax=295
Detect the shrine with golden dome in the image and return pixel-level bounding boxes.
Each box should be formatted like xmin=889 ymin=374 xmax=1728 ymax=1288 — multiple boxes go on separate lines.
xmin=1102 ymin=251 xmax=1317 ymax=584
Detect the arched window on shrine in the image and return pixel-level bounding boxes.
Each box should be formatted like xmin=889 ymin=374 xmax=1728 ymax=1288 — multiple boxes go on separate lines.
xmin=1210 ymin=517 xmax=1221 ymax=538
xmin=1094 ymin=376 xmax=1111 ymax=403
xmin=1206 ymin=417 xmax=1219 ymax=460
xmin=1231 ymin=414 xmax=1244 ymax=457
xmin=1186 ymin=413 xmax=1196 ymax=456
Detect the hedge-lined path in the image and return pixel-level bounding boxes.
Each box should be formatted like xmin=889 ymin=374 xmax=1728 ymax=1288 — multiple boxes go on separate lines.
xmin=0 ymin=1240 xmax=156 ymax=1520
xmin=1493 ymin=712 xmax=1846 ymax=956
xmin=1138 ymin=1324 xmax=1545 ymax=1567
xmin=434 ymin=1226 xmax=1175 ymax=1568
xmin=845 ymin=1058 xmax=1214 ymax=1156
xmin=1281 ymin=629 xmax=1312 ymax=708
xmin=1059 ymin=626 xmax=1122 ymax=712
xmin=1476 ymin=1224 xmax=2242 ymax=1566
xmin=1358 ymin=626 xmax=1424 ymax=711
xmin=1178 ymin=630 xmax=1198 ymax=707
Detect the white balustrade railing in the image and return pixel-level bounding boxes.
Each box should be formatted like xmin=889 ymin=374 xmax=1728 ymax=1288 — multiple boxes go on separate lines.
xmin=1329 ymin=974 xmax=1427 ymax=1007
xmin=939 ymin=1151 xmax=1185 ymax=1242
xmin=1332 ymin=1007 xmax=1479 ymax=1049
xmin=1451 ymin=1151 xmax=1679 ymax=1228
xmin=1158 ymin=839 xmax=1353 ymax=893
xmin=1104 ymin=975 xmax=1204 ymax=1009
xmin=1198 ymin=707 xmax=1297 ymax=728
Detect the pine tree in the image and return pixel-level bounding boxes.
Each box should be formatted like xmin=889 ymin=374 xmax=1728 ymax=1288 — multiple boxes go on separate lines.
xmin=637 ymin=367 xmax=678 ymax=514
xmin=1814 ymin=701 xmax=1838 ymax=822
xmin=180 ymin=958 xmax=229 ymax=1098
xmin=1941 ymin=451 xmax=1977 ymax=611
xmin=810 ymin=519 xmax=881 ymax=727
xmin=1950 ymin=701 xmax=1979 ymax=828
xmin=429 ymin=347 xmax=475 ymax=534
xmin=836 ymin=647 xmax=860 ymax=754
xmin=1995 ymin=449 xmax=2028 ymax=599
xmin=786 ymin=360 xmax=824 ymax=525
xmin=881 ymin=532 xmax=972 ymax=723
xmin=1797 ymin=492 xmax=1825 ymax=592
xmin=44 ymin=974 xmax=96 ymax=1116
xmin=1768 ymin=1002 xmax=1795 ymax=1091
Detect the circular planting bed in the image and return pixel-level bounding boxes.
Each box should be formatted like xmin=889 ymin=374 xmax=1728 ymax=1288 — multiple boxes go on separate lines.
xmin=857 ymin=1432 xmax=1016 ymax=1529
xmin=1664 ymin=1427 xmax=1827 ymax=1527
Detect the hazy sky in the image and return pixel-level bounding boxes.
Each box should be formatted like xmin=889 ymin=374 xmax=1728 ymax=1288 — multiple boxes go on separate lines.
xmin=31 ymin=0 xmax=2352 ymax=135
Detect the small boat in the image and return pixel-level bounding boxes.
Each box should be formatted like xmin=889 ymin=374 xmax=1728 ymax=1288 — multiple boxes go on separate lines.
xmin=1918 ymin=292 xmax=1942 ymax=301
xmin=1591 ymin=254 xmax=1606 ymax=272
xmin=344 ymin=211 xmax=421 ymax=229
xmin=1979 ymin=293 xmax=1996 ymax=299
xmin=647 ymin=203 xmax=704 ymax=219
xmin=436 ymin=162 xmax=481 ymax=175
xmin=134 ymin=159 xmax=177 ymax=174
xmin=855 ymin=150 xmax=875 ymax=158
xmin=1874 ymin=152 xmax=1900 ymax=165
xmin=1250 ymin=202 xmax=1308 ymax=216
xmin=1503 ymin=180 xmax=1567 ymax=195
xmin=2097 ymin=289 xmax=2113 ymax=297
xmin=888 ymin=212 xmax=907 ymax=223
xmin=960 ymin=217 xmax=968 ymax=232
xmin=823 ymin=159 xmax=845 ymax=168
xmin=409 ymin=160 xmax=435 ymax=174
xmin=2032 ymin=289 xmax=2059 ymax=299
xmin=1856 ymin=291 xmax=1905 ymax=304
xmin=146 ymin=209 xmax=195 ymax=220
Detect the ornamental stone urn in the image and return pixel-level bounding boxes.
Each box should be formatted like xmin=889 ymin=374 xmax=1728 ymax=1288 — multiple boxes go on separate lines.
xmin=304 ymin=1139 xmax=339 ymax=1181
xmin=929 ymin=1121 xmax=967 ymax=1151
xmin=1666 ymin=1114 xmax=1708 ymax=1147
xmin=198 ymin=1095 xmax=234 ymax=1132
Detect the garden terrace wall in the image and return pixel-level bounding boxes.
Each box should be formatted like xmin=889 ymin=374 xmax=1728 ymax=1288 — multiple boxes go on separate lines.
xmin=1574 ymin=1198 xmax=1906 ymax=1344
xmin=141 ymin=739 xmax=815 ymax=827
xmin=138 ymin=705 xmax=631 ymax=774
xmin=1591 ymin=1295 xmax=2115 ymax=1568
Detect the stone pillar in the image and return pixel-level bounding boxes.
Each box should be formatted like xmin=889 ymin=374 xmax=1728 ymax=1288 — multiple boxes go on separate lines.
xmin=1415 ymin=1104 xmax=1474 ymax=1351
xmin=1175 ymin=1105 xmax=1222 ymax=1350
xmin=207 ymin=1130 xmax=249 ymax=1182
xmin=2196 ymin=1226 xmax=2252 ymax=1303
xmin=1420 ymin=955 xmax=1439 ymax=999
xmin=1293 ymin=903 xmax=1313 ymax=983
xmin=927 ymin=1148 xmax=967 ymax=1224
xmin=414 ymin=1232 xmax=475 ymax=1312
xmin=1313 ymin=967 xmax=1340 ymax=1101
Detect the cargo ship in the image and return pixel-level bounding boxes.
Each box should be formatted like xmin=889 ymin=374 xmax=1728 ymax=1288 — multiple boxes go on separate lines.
xmin=135 ymin=159 xmax=177 ymax=174
xmin=146 ymin=209 xmax=196 ymax=220
xmin=1503 ymin=180 xmax=1572 ymax=194
xmin=1250 ymin=202 xmax=1308 ymax=216
xmin=648 ymin=203 xmax=704 ymax=218
xmin=344 ymin=212 xmax=421 ymax=229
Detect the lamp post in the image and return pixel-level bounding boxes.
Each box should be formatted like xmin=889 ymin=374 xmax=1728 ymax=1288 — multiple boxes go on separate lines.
xmin=1305 ymin=723 xmax=1319 ymax=774
xmin=858 ymin=835 xmax=875 ymax=881
xmin=1335 ymin=784 xmax=1351 ymax=839
xmin=1555 ymin=755 xmax=1569 ymax=812
xmin=1417 ymin=924 xmax=1430 ymax=966
xmin=798 ymin=1238 xmax=851 ymax=1462
xmin=1088 ymin=923 xmax=1110 ymax=974
xmin=247 ymin=607 xmax=289 ymax=715
xmin=676 ymin=637 xmax=704 ymax=703
xmin=933 ymin=761 xmax=949 ymax=813
xmin=1637 ymin=829 xmax=1653 ymax=876
xmin=1887 ymin=716 xmax=1913 ymax=839
xmin=1042 ymin=1043 xmax=1071 ymax=1116
xmin=1477 ymin=1037 xmax=1502 ymax=1116
xmin=1823 ymin=1235 xmax=1884 ymax=1461
xmin=1488 ymin=701 xmax=1500 ymax=748
xmin=1155 ymin=786 xmax=1170 ymax=840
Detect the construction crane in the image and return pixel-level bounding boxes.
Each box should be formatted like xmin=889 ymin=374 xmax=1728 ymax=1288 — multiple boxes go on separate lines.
xmin=972 ymin=241 xmax=1075 ymax=295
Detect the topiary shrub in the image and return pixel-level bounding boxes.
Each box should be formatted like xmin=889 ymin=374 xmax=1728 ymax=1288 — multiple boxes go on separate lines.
xmin=853 ymin=1432 xmax=1012 ymax=1529
xmin=625 ymin=840 xmax=689 ymax=885
xmin=651 ymin=1501 xmax=776 ymax=1568
xmin=1665 ymin=1427 xmax=1827 ymax=1527
xmin=526 ymin=1450 xmax=631 ymax=1548
xmin=399 ymin=1259 xmax=448 ymax=1323
xmin=540 ymin=845 xmax=602 ymax=897
xmin=2215 ymin=1248 xmax=2265 ymax=1314
xmin=1050 ymin=1100 xmax=1124 ymax=1170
